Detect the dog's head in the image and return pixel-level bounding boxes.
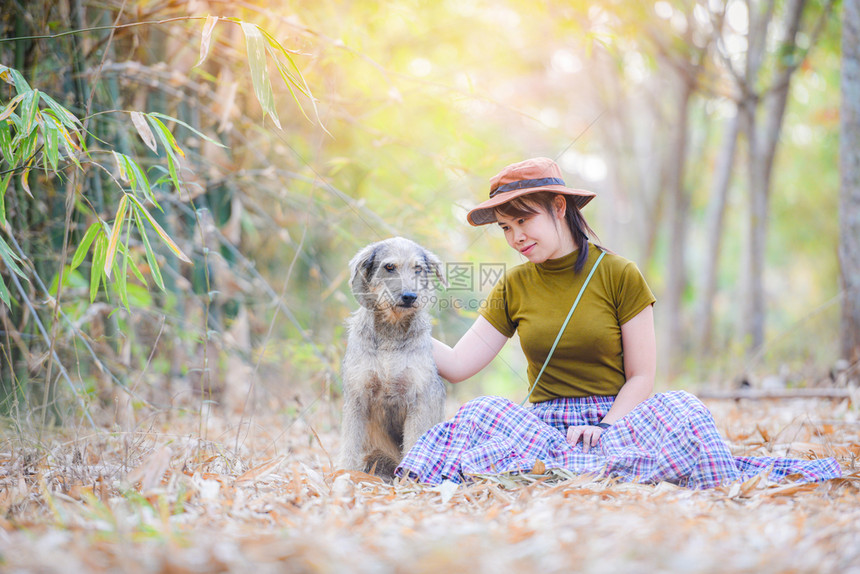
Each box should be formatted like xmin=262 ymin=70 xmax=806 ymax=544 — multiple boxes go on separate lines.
xmin=349 ymin=237 xmax=445 ymax=318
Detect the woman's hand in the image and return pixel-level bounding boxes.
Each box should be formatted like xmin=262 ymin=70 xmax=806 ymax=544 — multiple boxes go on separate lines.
xmin=566 ymin=425 xmax=604 ymax=453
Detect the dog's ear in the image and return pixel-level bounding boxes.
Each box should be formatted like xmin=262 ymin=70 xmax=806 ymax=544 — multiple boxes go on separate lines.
xmin=422 ymin=249 xmax=447 ymax=288
xmin=349 ymin=243 xmax=381 ymax=306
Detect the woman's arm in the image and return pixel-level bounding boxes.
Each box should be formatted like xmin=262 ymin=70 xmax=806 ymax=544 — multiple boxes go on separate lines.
xmin=567 ymin=304 xmax=655 ymax=451
xmin=433 ymin=315 xmax=509 ymax=383
xmin=601 ymin=304 xmax=656 ymax=424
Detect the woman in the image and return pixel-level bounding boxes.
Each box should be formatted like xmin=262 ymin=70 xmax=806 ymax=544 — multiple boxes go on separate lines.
xmin=394 ymin=157 xmax=841 ymax=488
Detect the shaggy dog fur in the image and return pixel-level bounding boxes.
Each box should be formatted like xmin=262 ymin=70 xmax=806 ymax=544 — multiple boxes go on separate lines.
xmin=338 ymin=237 xmax=447 ymax=479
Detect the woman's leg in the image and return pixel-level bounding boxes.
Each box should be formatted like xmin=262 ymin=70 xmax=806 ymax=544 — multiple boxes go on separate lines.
xmin=597 ymin=391 xmax=742 ymax=488
xmin=600 ymin=391 xmax=841 ymax=487
xmin=396 ymin=395 xmax=599 ymax=484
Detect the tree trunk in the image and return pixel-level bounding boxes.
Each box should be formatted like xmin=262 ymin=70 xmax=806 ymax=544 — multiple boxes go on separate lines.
xmin=744 ymin=97 xmax=767 ymax=352
xmin=662 ymin=79 xmax=693 ymax=377
xmin=698 ymin=111 xmax=740 ymax=353
xmin=841 ymin=0 xmax=860 ymax=365
xmin=743 ymin=0 xmax=807 ymax=354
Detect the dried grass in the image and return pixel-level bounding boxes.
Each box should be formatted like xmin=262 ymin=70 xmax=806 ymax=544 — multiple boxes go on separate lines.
xmin=1 ymin=397 xmax=858 ymax=573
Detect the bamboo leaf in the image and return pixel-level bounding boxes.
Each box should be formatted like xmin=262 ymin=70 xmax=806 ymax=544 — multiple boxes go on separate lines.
xmin=111 ymin=151 xmax=156 ymax=204
xmin=91 ymin=234 xmax=107 ymax=302
xmin=240 ymin=22 xmax=281 ymax=129
xmin=166 ymin=153 xmax=180 ymax=193
xmin=39 ymin=92 xmax=82 ymax=130
xmin=261 ymin=28 xmax=330 ymax=136
xmin=147 ymin=114 xmax=185 ymax=159
xmin=0 ymin=275 xmax=9 ymax=307
xmin=0 ymin=118 xmax=13 ymax=162
xmin=21 ymin=91 xmax=39 ymax=136
xmin=133 ymin=207 xmax=165 ymax=291
xmin=130 ymin=111 xmax=158 ymax=153
xmin=122 ymin=219 xmax=131 ymax=284
xmin=112 ymin=259 xmax=129 ymax=310
xmin=20 ymin=162 xmax=32 ymax=198
xmin=112 ymin=151 xmax=129 ymax=183
xmin=196 ymin=15 xmax=220 ymax=68
xmin=70 ymin=222 xmax=101 ymax=270
xmin=260 ymin=29 xmax=313 ymax=98
xmin=0 ymin=93 xmax=26 ymax=123
xmin=18 ymin=131 xmax=37 ymax=165
xmin=0 ymin=171 xmax=11 ymax=226
xmin=267 ymin=49 xmax=311 ymax=99
xmin=115 ymin=219 xmax=132 ymax=309
xmin=0 ymin=233 xmax=25 ymax=278
xmin=0 ymin=65 xmax=13 ymax=86
xmin=118 ymin=242 xmax=147 ymax=286
xmin=149 ymin=112 xmax=226 ymax=148
xmin=267 ymin=49 xmax=312 ymax=125
xmin=104 ymin=195 xmax=130 ymax=277
xmin=42 ymin=115 xmax=59 ymax=172
xmin=0 ymin=66 xmax=31 ymax=93
xmin=125 ymin=154 xmax=156 ymax=206
xmin=54 ymin=121 xmax=81 ymax=168
xmin=128 ymin=195 xmax=191 ymax=263
xmin=271 ymin=54 xmax=331 ymax=137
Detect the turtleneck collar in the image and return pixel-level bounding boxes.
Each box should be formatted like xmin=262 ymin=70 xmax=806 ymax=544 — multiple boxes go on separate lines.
xmin=535 ymin=243 xmax=593 ymax=272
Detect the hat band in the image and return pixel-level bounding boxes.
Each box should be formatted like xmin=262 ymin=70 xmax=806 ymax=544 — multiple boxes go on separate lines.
xmin=489 ymin=177 xmax=565 ymax=197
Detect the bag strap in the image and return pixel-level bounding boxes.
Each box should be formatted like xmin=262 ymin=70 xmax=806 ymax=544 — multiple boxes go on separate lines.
xmin=521 ymin=249 xmax=606 ymax=406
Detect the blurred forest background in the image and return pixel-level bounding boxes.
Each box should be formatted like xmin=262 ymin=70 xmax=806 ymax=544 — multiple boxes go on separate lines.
xmin=1 ymin=0 xmax=858 ymax=433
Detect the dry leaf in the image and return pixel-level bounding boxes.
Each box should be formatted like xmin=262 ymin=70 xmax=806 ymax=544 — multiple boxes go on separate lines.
xmin=331 ymin=474 xmax=354 ymax=500
xmin=235 ymin=457 xmax=284 ymax=484
xmin=130 ymin=111 xmax=157 ymax=153
xmin=431 ymin=480 xmax=459 ymax=504
xmin=126 ymin=446 xmax=172 ymax=491
xmin=195 ymin=15 xmax=219 ymax=68
xmin=330 ymin=469 xmax=386 ymax=485
xmin=760 ymin=482 xmax=820 ymax=498
xmin=788 ymin=442 xmax=860 ymax=458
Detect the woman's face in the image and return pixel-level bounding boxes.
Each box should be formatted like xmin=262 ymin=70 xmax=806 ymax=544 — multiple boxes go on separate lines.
xmin=495 ymin=196 xmax=575 ymax=263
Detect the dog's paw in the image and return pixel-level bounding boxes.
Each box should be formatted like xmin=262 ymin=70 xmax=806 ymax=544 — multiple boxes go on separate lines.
xmin=363 ymin=449 xmax=399 ymax=480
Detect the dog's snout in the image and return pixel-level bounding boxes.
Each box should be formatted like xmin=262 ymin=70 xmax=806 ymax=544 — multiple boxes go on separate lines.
xmin=400 ymin=292 xmax=418 ymax=306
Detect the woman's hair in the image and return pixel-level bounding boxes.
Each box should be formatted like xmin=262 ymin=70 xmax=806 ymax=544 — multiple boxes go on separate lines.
xmin=495 ymin=192 xmax=599 ymax=272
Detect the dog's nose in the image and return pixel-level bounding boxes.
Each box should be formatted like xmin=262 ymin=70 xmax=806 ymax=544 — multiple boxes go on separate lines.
xmin=400 ymin=292 xmax=418 ymax=306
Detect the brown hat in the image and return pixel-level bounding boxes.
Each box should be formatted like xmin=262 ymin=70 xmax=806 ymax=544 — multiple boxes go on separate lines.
xmin=466 ymin=157 xmax=596 ymax=226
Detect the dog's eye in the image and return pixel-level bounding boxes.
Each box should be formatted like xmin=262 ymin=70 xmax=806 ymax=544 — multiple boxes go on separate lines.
xmin=383 ymin=263 xmax=396 ymax=272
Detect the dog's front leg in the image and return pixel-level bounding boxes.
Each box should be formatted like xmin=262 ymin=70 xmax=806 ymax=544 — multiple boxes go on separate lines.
xmin=401 ymin=378 xmax=446 ymax=455
xmin=338 ymin=392 xmax=369 ymax=472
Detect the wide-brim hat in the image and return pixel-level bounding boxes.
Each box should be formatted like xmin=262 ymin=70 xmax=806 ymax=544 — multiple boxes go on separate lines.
xmin=466 ymin=157 xmax=596 ymax=226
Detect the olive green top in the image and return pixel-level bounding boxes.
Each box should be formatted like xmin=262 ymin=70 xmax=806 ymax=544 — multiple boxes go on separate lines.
xmin=479 ymin=244 xmax=656 ymax=402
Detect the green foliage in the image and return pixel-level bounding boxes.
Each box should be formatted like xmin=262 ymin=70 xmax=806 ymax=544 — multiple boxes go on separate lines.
xmin=0 ymin=0 xmax=848 ymax=426
xmin=0 ymin=69 xmax=192 ymax=310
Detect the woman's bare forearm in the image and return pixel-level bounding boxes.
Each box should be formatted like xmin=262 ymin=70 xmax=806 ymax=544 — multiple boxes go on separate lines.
xmin=432 ymin=316 xmax=508 ymax=383
xmin=600 ymin=375 xmax=653 ymax=424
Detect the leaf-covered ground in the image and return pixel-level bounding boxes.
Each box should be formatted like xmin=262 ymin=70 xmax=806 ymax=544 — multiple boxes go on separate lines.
xmin=1 ymin=396 xmax=859 ymax=573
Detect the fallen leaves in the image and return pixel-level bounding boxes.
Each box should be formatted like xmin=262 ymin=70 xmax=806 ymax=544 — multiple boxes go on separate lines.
xmin=234 ymin=456 xmax=284 ymax=484
xmin=0 ymin=396 xmax=857 ymax=572
xmin=126 ymin=445 xmax=173 ymax=491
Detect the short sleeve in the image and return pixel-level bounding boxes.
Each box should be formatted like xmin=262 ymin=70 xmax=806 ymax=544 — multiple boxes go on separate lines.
xmin=478 ymin=274 xmax=516 ymax=338
xmin=616 ymin=262 xmax=657 ymax=325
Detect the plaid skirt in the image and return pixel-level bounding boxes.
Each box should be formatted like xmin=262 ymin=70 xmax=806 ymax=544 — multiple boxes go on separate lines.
xmin=394 ymin=391 xmax=842 ymax=489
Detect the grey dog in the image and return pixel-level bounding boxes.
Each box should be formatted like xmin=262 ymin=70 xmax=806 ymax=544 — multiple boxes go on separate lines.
xmin=338 ymin=237 xmax=447 ymax=479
